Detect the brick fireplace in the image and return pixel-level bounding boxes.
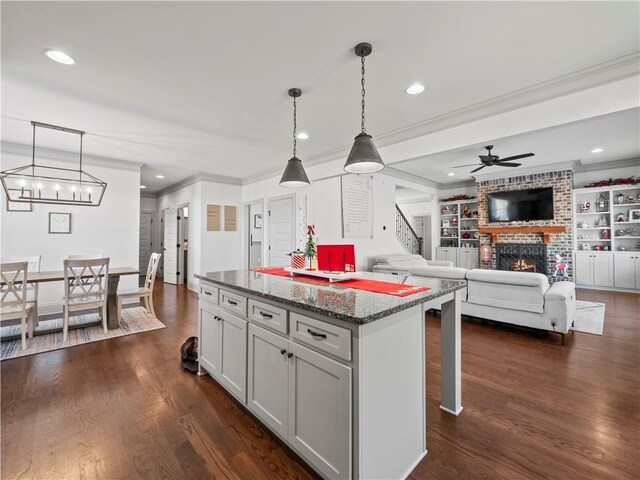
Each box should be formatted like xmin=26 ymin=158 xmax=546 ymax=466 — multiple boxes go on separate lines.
xmin=496 ymin=243 xmax=547 ymax=273
xmin=477 ymin=170 xmax=574 ymax=282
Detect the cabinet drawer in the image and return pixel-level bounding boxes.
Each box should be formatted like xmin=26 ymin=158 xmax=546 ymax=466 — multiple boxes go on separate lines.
xmin=248 ymin=299 xmax=288 ymax=334
xmin=200 ymin=284 xmax=219 ymax=305
xmin=219 ymin=289 xmax=248 ymax=317
xmin=290 ymin=312 xmax=351 ymax=362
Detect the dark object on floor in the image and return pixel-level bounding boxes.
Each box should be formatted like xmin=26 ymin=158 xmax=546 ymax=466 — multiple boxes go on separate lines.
xmin=180 ymin=336 xmax=198 ymax=373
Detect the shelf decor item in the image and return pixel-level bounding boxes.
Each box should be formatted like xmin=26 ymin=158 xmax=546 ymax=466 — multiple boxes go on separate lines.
xmin=597 ymin=216 xmax=609 ymax=227
xmin=439 ymin=194 xmax=476 ymax=202
xmin=616 ymin=193 xmax=625 ymax=205
xmin=304 ymin=224 xmax=317 ymax=269
xmin=616 ymin=213 xmax=626 ymax=222
xmin=601 ymin=229 xmax=610 ymax=240
xmin=1 ymin=121 xmax=107 ymax=206
xmin=583 ymin=176 xmax=639 ymax=188
xmin=596 ymin=194 xmax=608 ymax=212
xmin=630 ymin=210 xmax=640 ymax=221
xmin=442 ymin=220 xmax=450 ymax=227
xmin=279 ymin=88 xmax=310 ymax=187
xmin=344 ymin=42 xmax=384 ymax=174
xmin=580 ymin=202 xmax=590 ymax=213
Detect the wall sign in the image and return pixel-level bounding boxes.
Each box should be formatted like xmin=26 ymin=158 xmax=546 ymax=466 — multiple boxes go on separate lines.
xmin=341 ymin=175 xmax=373 ymax=238
xmin=207 ymin=204 xmax=220 ymax=231
xmin=224 ymin=205 xmax=237 ymax=231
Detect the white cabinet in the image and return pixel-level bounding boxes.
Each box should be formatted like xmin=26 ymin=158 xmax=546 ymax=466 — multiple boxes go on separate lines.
xmin=614 ymin=253 xmax=640 ymax=289
xmin=436 ymin=247 xmax=457 ymax=265
xmin=574 ymin=252 xmax=613 ymax=287
xmin=248 ymin=324 xmax=352 ymax=480
xmin=199 ymin=303 xmax=247 ymax=403
xmin=456 ymin=248 xmax=479 ymax=270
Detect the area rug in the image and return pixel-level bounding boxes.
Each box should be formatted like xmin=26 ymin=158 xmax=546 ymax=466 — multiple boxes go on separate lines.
xmin=571 ymin=300 xmax=605 ymax=336
xmin=0 ymin=307 xmax=165 ymax=361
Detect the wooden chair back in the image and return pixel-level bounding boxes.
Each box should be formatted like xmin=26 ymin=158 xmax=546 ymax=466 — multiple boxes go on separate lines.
xmin=63 ymin=258 xmax=110 ymax=302
xmin=1 ymin=262 xmax=28 ymax=309
xmin=144 ymin=253 xmax=162 ymax=291
xmin=66 ymin=254 xmax=104 ymax=260
xmin=1 ymin=256 xmax=41 ymax=299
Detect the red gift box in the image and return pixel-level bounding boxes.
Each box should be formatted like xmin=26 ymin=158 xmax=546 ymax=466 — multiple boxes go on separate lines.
xmin=317 ymin=244 xmax=356 ymax=272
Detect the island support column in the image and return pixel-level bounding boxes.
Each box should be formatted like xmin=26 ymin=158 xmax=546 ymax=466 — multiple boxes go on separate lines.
xmin=440 ymin=289 xmax=462 ymax=415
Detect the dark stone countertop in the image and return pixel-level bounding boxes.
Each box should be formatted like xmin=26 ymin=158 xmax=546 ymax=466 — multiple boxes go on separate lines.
xmin=195 ymin=270 xmax=465 ymax=325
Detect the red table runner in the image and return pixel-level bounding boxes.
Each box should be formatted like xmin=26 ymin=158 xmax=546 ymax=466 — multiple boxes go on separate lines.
xmin=252 ymin=267 xmax=430 ymax=297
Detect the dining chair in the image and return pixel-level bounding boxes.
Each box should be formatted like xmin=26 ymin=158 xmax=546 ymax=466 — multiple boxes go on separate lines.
xmin=117 ymin=252 xmax=161 ymax=322
xmin=66 ymin=254 xmax=104 ymax=260
xmin=62 ymin=258 xmax=110 ymax=342
xmin=1 ymin=256 xmax=41 ymax=326
xmin=1 ymin=262 xmax=36 ymax=350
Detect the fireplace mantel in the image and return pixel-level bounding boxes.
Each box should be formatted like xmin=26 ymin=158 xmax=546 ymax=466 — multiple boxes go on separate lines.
xmin=479 ymin=225 xmax=567 ymax=244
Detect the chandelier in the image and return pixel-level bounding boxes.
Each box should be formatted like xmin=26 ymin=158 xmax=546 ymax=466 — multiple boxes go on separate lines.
xmin=1 ymin=121 xmax=107 ymax=207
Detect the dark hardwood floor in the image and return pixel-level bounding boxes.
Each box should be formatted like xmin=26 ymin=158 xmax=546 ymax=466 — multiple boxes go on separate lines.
xmin=2 ymin=283 xmax=638 ymax=479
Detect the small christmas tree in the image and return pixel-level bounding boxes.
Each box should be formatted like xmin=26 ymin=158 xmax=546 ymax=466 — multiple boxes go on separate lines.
xmin=304 ymin=225 xmax=317 ymax=269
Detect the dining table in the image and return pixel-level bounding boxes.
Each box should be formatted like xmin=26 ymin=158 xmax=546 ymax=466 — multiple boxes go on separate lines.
xmin=25 ymin=266 xmax=139 ymax=331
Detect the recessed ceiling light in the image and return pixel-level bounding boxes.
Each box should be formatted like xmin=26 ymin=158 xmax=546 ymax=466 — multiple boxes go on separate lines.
xmin=591 ymin=148 xmax=603 ymax=153
xmin=296 ymin=132 xmax=309 ymax=140
xmin=140 ymin=185 xmax=147 ymax=189
xmin=448 ymin=172 xmax=455 ymax=176
xmin=156 ymin=175 xmax=165 ymax=179
xmin=44 ymin=49 xmax=75 ymax=65
xmin=406 ymin=83 xmax=425 ymax=95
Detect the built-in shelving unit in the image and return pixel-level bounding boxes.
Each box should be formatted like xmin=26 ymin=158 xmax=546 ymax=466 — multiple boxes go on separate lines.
xmin=438 ymin=199 xmax=479 ymax=248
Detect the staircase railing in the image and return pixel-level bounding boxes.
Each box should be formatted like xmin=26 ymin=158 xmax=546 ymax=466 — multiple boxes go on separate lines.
xmin=395 ymin=204 xmax=422 ymax=255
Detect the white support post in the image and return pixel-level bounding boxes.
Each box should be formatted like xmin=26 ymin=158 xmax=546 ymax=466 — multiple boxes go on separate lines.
xmin=439 ymin=289 xmax=463 ymax=415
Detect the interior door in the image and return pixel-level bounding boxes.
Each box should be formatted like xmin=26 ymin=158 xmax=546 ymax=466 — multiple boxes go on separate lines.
xmin=139 ymin=212 xmax=154 ymax=276
xmin=268 ymin=196 xmax=295 ymax=267
xmin=163 ymin=208 xmax=178 ymax=285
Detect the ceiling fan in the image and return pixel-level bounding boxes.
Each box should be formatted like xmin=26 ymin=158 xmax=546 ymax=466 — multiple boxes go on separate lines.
xmin=453 ymin=145 xmax=535 ymax=173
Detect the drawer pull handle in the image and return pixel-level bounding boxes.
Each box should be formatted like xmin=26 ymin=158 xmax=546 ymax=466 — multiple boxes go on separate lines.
xmin=307 ymin=329 xmax=327 ymax=339
xmin=227 ymin=299 xmax=238 ymax=306
xmin=259 ymin=311 xmax=273 ymax=318
xmin=287 ymin=352 xmax=294 ymax=358
xmin=280 ymin=349 xmax=287 ymax=355
xmin=204 ymin=291 xmax=212 ymax=296
xmin=214 ymin=315 xmax=221 ymax=321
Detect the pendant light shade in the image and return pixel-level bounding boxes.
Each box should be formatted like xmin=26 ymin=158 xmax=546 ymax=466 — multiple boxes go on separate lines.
xmin=279 ymin=88 xmax=310 ymax=188
xmin=344 ymin=132 xmax=384 ymax=173
xmin=344 ymin=42 xmax=384 ymax=174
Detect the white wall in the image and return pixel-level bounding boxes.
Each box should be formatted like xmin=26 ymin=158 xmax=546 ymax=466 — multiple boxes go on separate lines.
xmin=574 ymin=162 xmax=640 ymax=187
xmin=0 ymin=152 xmax=140 ymax=314
xmin=156 ymin=180 xmax=242 ymax=290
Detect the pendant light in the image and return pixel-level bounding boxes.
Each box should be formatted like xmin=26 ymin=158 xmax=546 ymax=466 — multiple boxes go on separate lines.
xmin=344 ymin=42 xmax=385 ymax=174
xmin=279 ymin=88 xmax=310 ymax=187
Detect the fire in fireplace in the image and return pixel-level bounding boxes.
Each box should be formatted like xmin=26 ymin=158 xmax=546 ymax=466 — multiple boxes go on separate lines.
xmin=496 ymin=243 xmax=547 ymax=274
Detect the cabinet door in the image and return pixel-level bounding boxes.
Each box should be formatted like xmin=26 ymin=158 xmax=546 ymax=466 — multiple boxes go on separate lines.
xmin=446 ymin=249 xmax=457 ymax=265
xmin=247 ymin=324 xmax=289 ymax=438
xmin=288 ymin=342 xmax=351 ymax=480
xmin=455 ymin=249 xmax=478 ymax=269
xmin=614 ymin=254 xmax=636 ymax=289
xmin=218 ymin=311 xmax=248 ymax=403
xmin=592 ymin=253 xmax=613 ymax=287
xmin=635 ymin=257 xmax=640 ymax=290
xmin=199 ymin=303 xmax=221 ymax=376
xmin=435 ymin=248 xmax=447 ymax=262
xmin=574 ymin=252 xmax=593 ymax=286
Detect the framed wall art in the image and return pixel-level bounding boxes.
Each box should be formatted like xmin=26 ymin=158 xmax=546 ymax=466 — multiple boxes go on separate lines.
xmin=6 ymin=189 xmax=32 ymax=212
xmin=48 ymin=212 xmax=72 ymax=234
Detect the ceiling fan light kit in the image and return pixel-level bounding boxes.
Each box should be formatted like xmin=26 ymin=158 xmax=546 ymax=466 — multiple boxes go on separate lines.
xmin=0 ymin=121 xmax=107 ymax=206
xmin=279 ymin=88 xmax=311 ymax=188
xmin=343 ymin=42 xmax=385 ymax=174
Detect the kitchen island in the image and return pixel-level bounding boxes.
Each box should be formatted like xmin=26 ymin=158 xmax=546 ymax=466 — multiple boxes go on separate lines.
xmin=195 ymin=269 xmax=465 ymax=480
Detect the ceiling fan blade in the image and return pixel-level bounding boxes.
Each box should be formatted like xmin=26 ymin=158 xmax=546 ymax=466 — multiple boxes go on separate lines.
xmin=496 ymin=162 xmax=521 ymax=167
xmin=470 ymin=165 xmax=486 ymax=173
xmin=453 ymin=163 xmax=482 ymax=168
xmin=497 ymin=153 xmax=534 ymax=162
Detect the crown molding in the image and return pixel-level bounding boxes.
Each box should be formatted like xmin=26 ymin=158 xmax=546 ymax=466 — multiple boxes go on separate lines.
xmin=383 ymin=167 xmax=440 ymax=189
xmin=155 ymin=172 xmax=241 ymax=197
xmin=573 ymin=156 xmax=640 ymax=173
xmin=1 ymin=141 xmax=142 ymax=171
xmin=438 ymin=180 xmax=478 ymax=190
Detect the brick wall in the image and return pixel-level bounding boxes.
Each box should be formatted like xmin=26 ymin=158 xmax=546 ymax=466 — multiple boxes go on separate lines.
xmin=477 ymin=170 xmax=574 ymax=282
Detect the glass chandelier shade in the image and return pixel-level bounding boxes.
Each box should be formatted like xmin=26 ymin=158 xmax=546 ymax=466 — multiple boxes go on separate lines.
xmin=280 ymin=88 xmax=310 ymax=188
xmin=343 ymin=42 xmax=385 ymax=174
xmin=0 ymin=122 xmax=107 ymax=206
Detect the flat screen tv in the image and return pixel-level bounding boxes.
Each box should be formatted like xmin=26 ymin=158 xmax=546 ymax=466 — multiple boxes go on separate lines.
xmin=488 ymin=187 xmax=554 ymax=222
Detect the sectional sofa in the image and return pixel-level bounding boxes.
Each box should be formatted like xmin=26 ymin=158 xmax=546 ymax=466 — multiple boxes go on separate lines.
xmin=406 ymin=266 xmax=576 ymax=344
xmin=371 ymin=254 xmax=454 ymax=275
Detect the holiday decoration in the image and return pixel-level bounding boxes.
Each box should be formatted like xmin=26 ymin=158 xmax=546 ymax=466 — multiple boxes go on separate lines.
xmin=616 ymin=193 xmax=625 ymax=205
xmin=583 ymin=177 xmax=639 ymax=188
xmin=553 ymin=253 xmax=568 ymax=278
xmin=580 ymin=202 xmax=590 ymax=213
xmin=290 ymin=250 xmax=306 ymax=269
xmin=304 ymin=224 xmax=317 ymax=269
xmin=439 ymin=194 xmax=477 ymax=202
xmin=596 ymin=193 xmax=609 ymax=212
xmin=601 ymin=229 xmax=610 ymax=240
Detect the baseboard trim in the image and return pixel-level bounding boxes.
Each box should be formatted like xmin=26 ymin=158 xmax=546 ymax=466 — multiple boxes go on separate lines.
xmin=401 ymin=449 xmax=428 ymax=480
xmin=439 ymin=405 xmax=464 ymax=416
xmin=575 ymin=285 xmax=640 ymax=293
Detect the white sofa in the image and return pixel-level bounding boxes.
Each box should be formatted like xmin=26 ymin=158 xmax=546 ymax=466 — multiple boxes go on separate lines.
xmin=406 ymin=266 xmax=576 ymax=344
xmin=372 ymin=254 xmax=454 ymax=275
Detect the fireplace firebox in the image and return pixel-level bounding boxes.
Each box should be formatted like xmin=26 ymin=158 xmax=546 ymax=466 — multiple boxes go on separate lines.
xmin=495 ymin=243 xmax=547 ymax=274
